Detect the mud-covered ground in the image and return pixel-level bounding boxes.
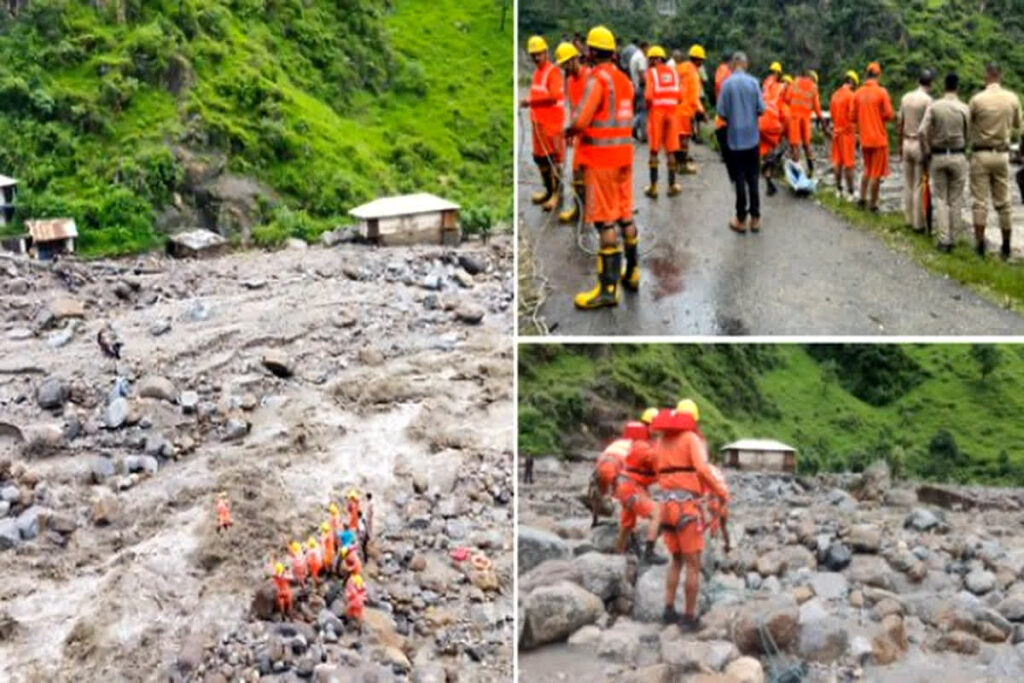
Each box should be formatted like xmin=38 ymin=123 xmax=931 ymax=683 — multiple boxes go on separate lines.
xmin=518 ymin=456 xmax=1024 ymax=683
xmin=0 ymin=236 xmax=514 ymax=682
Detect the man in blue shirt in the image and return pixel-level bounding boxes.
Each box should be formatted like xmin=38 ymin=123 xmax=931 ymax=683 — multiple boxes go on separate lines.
xmin=717 ymin=52 xmax=766 ymax=232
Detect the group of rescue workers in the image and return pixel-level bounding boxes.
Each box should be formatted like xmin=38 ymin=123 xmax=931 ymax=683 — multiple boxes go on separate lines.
xmin=522 ymin=25 xmax=1023 ymax=312
xmin=589 ymin=399 xmax=730 ymax=631
xmin=259 ymin=489 xmax=372 ymax=630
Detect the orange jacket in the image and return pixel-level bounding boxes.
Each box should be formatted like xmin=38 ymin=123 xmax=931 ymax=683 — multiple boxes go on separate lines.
xmin=306 ymin=547 xmax=323 ymax=577
xmin=595 ymin=438 xmax=629 ymax=490
xmin=763 ymin=74 xmax=783 ymax=103
xmin=675 ymin=61 xmax=704 ymax=120
xmin=759 ymin=98 xmax=786 ymax=146
xmin=655 ymin=430 xmax=729 ymax=500
xmin=789 ymin=76 xmax=823 ymax=119
xmin=529 ymin=61 xmax=565 ymax=128
xmin=622 ymin=440 xmax=657 ymax=487
xmin=215 ymin=500 xmax=232 ymax=526
xmin=714 ymin=63 xmax=732 ymax=100
xmin=289 ymin=550 xmax=307 ymax=583
xmin=646 ymin=63 xmax=681 ymax=111
xmin=344 ymin=550 xmax=363 ymax=577
xmin=272 ymin=575 xmax=292 ymax=606
xmin=830 ymin=84 xmax=856 ymax=136
xmin=329 ymin=510 xmax=343 ymax=534
xmin=568 ymin=62 xmax=634 ymax=168
xmin=348 ymin=499 xmax=360 ymax=531
xmin=566 ymin=65 xmax=591 ymax=112
xmin=851 ymin=79 xmax=893 ymax=148
xmin=345 ymin=578 xmax=366 ymax=614
xmin=320 ymin=530 xmax=336 ymax=568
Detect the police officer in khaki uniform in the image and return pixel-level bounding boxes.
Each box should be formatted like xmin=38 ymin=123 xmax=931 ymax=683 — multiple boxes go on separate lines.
xmin=968 ymin=62 xmax=1023 ymax=259
xmin=919 ymin=73 xmax=971 ymax=252
xmin=898 ymin=70 xmax=934 ymax=231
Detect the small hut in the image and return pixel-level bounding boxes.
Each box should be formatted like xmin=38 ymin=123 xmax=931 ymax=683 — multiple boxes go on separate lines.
xmin=0 ymin=175 xmax=16 ymax=227
xmin=26 ymin=218 xmax=77 ymax=260
xmin=349 ymin=193 xmax=460 ymax=246
xmin=720 ymin=439 xmax=797 ymax=473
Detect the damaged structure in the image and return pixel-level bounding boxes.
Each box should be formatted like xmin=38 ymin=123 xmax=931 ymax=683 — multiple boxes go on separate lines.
xmin=720 ymin=438 xmax=797 ymax=473
xmin=349 ymin=193 xmax=460 ymax=246
xmin=26 ymin=218 xmax=78 ymax=260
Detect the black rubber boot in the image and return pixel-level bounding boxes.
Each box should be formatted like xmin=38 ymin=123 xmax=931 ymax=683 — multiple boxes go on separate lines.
xmin=532 ymin=158 xmax=553 ymax=204
xmin=807 ymin=157 xmax=815 ymax=177
xmin=680 ymin=614 xmax=701 ymax=633
xmin=642 ymin=540 xmax=667 ymax=565
xmin=662 ymin=605 xmax=679 ymax=625
xmin=622 ymin=235 xmax=639 ymax=291
xmin=574 ymin=248 xmax=621 ymax=310
xmin=1002 ymin=231 xmax=1011 ymax=260
xmin=766 ymin=177 xmax=777 ymax=196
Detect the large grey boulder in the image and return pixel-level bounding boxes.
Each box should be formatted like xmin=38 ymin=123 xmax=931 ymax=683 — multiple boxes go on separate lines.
xmin=520 ymin=581 xmax=603 ymax=649
xmin=518 ymin=526 xmax=570 ymax=575
xmin=797 ymin=598 xmax=849 ymax=662
xmin=519 ymin=560 xmax=582 ymax=596
xmin=137 ymin=375 xmax=178 ymax=403
xmin=808 ymin=572 xmax=849 ymax=601
xmin=574 ymin=551 xmax=635 ymax=603
xmin=659 ymin=628 xmax=737 ymax=672
xmin=731 ymin=596 xmax=800 ymax=655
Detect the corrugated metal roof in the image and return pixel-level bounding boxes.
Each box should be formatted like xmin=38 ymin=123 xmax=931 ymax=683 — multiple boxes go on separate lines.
xmin=0 ymin=175 xmax=16 ymax=187
xmin=26 ymin=218 xmax=78 ymax=242
xmin=720 ymin=439 xmax=796 ymax=453
xmin=349 ymin=193 xmax=459 ymax=220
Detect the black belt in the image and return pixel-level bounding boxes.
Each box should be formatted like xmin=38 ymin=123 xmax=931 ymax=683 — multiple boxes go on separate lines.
xmin=932 ymin=147 xmax=965 ymax=155
xmin=974 ymin=145 xmax=1009 ymax=153
xmin=624 ymin=467 xmax=656 ymax=477
xmin=659 ymin=466 xmax=696 ymax=474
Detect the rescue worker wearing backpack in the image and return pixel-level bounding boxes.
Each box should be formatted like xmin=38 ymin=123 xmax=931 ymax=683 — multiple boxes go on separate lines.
xmin=589 ymin=408 xmax=658 ymax=527
xmin=651 ymin=400 xmax=729 ymax=631
xmin=612 ymin=417 xmax=666 ymax=564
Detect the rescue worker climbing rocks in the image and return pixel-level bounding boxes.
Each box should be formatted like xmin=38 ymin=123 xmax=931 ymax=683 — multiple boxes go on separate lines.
xmin=522 ymin=36 xmax=566 ymax=213
xmin=644 ymin=46 xmax=682 ymax=198
xmin=651 ymin=400 xmax=729 ymax=631
xmin=612 ymin=418 xmax=666 ymax=565
xmin=271 ymin=562 xmax=293 ymax=616
xmin=288 ymin=540 xmax=307 ymax=587
xmin=566 ymin=26 xmax=637 ymax=310
xmin=345 ymin=573 xmax=367 ymax=629
xmin=556 ymin=41 xmax=590 ymax=224
xmin=215 ymin=492 xmax=232 ymax=532
xmin=588 ymin=408 xmax=658 ymax=527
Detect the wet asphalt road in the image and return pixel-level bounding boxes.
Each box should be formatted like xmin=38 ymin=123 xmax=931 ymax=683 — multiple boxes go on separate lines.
xmin=519 ymin=140 xmax=1024 ymax=336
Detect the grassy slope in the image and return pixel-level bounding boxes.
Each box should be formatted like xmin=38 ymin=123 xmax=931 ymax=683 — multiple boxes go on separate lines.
xmin=0 ymin=0 xmax=511 ymax=255
xmin=519 ymin=344 xmax=1024 ymax=485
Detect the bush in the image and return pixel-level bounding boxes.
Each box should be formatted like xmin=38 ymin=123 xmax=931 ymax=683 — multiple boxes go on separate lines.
xmin=460 ymin=205 xmax=494 ymax=236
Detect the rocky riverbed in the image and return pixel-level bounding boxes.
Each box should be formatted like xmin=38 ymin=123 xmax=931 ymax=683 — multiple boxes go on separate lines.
xmin=0 ymin=235 xmax=515 ymax=682
xmin=518 ymin=457 xmax=1024 ymax=682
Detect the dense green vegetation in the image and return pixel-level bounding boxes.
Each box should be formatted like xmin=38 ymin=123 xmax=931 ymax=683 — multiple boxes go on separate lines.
xmin=0 ymin=0 xmax=511 ymax=255
xmin=519 ymin=343 xmax=1024 ymax=486
xmin=521 ymin=0 xmax=1024 ymax=98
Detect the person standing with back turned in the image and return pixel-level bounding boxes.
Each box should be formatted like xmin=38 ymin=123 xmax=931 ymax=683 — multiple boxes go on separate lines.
xmin=897 ymin=69 xmax=935 ymax=231
xmin=851 ymin=62 xmax=894 ymax=212
xmin=717 ymin=51 xmax=765 ymax=234
xmin=918 ymin=72 xmax=971 ymax=253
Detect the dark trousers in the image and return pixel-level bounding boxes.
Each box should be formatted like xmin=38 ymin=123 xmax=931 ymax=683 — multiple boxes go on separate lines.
xmin=728 ymin=146 xmax=761 ymax=220
xmin=716 ymin=126 xmax=734 ymax=180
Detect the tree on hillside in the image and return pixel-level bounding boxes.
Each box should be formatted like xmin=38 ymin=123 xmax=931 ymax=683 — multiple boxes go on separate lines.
xmin=819 ymin=358 xmax=839 ymax=396
xmin=970 ymin=344 xmax=1002 ymax=379
xmin=925 ymin=429 xmax=967 ymax=481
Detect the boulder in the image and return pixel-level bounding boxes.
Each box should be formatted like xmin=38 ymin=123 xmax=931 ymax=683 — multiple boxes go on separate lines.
xmin=106 ymin=397 xmax=129 ymax=429
xmin=871 ymin=615 xmax=907 ymax=665
xmin=756 ymin=550 xmax=783 ymax=576
xmin=91 ymin=490 xmax=120 ymax=526
xmin=883 ymin=489 xmax=917 ymax=507
xmin=261 ymin=350 xmax=294 ymax=378
xmin=847 ymin=555 xmax=893 ymax=589
xmin=251 ymin=583 xmax=277 ymax=620
xmin=36 ymin=376 xmax=67 ymax=410
xmin=796 ymin=599 xmax=848 ymax=662
xmin=904 ymin=507 xmax=942 ymax=532
xmin=934 ymin=630 xmax=980 ymax=655
xmin=518 ymin=559 xmax=582 ymax=595
xmin=997 ymin=596 xmax=1024 ymax=622
xmin=808 ymin=572 xmax=849 ymax=601
xmin=965 ymin=569 xmax=996 ymax=595
xmin=90 ymin=456 xmax=115 ymax=484
xmin=597 ymin=619 xmax=655 ymax=666
xmin=49 ymin=298 xmax=85 ymax=319
xmin=723 ymin=657 xmax=765 ymax=683
xmin=0 ymin=518 xmax=20 ymax=550
xmin=823 ymin=542 xmax=852 ymax=571
xmin=848 ymin=524 xmax=882 ymax=553
xmin=567 ymin=625 xmax=601 ymax=648
xmin=124 ymin=455 xmax=159 ymax=476
xmin=518 ymin=527 xmax=570 ymax=575
xmin=634 ymin=565 xmax=686 ymax=622
xmin=455 ymin=303 xmax=485 ymax=325
xmin=731 ymin=597 xmax=800 ymax=655
xmin=574 ymin=551 xmax=635 ymax=603
xmin=137 ymin=375 xmax=177 ymax=403
xmin=659 ymin=629 xmax=737 ymax=672
xmin=521 ymin=581 xmax=603 ymax=649
xmin=16 ymin=505 xmax=47 ymax=540
xmin=857 ymin=460 xmax=891 ymax=500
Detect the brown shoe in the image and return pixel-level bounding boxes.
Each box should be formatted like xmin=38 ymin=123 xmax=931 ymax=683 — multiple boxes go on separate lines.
xmin=729 ymin=218 xmax=747 ymax=233
xmin=749 ymin=218 xmax=761 ymax=233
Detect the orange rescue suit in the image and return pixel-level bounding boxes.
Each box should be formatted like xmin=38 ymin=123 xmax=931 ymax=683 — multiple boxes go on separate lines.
xmin=289 ymin=548 xmax=307 ymax=585
xmin=830 ymin=84 xmax=857 ymax=169
xmin=566 ymin=65 xmax=591 ymax=169
xmin=613 ymin=440 xmax=657 ymax=531
xmin=655 ymin=429 xmax=729 ymax=555
xmin=759 ymin=98 xmax=787 ymax=157
xmin=595 ymin=438 xmax=630 ymax=495
xmin=646 ymin=63 xmax=682 ymax=153
xmin=215 ymin=499 xmax=232 ymax=529
xmin=714 ymin=63 xmax=732 ymax=101
xmin=345 ymin=577 xmax=367 ymax=620
xmin=675 ymin=61 xmax=704 ymax=138
xmin=762 ymin=74 xmax=783 ymax=103
xmin=703 ymin=464 xmax=730 ymax=538
xmin=306 ymin=546 xmax=323 ymax=584
xmin=529 ymin=61 xmax=566 ymax=160
xmin=320 ymin=529 xmax=336 ymax=570
xmin=272 ymin=574 xmax=293 ymax=613
xmin=348 ymin=499 xmax=360 ymax=532
xmin=851 ymin=79 xmax=894 ymax=149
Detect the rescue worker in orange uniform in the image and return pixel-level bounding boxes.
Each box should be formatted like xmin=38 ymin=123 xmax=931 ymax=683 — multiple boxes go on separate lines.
xmin=272 ymin=562 xmax=293 ymax=616
xmin=758 ymin=90 xmax=788 ymax=196
xmin=346 ymin=489 xmax=361 ymax=532
xmin=675 ymin=45 xmax=706 ymax=175
xmin=704 ymin=463 xmax=731 ymax=554
xmin=589 ymin=408 xmax=658 ymax=526
xmin=345 ymin=573 xmax=367 ymax=626
xmin=852 ymin=62 xmax=894 ymax=212
xmin=215 ymin=492 xmax=232 ymax=532
xmin=319 ymin=521 xmax=336 ymax=575
xmin=644 ymin=46 xmax=682 ymax=198
xmin=288 ymin=540 xmax=307 ymax=587
xmin=521 ymin=36 xmax=566 ymax=213
xmin=651 ymin=400 xmax=729 ymax=631
xmin=305 ymin=537 xmax=323 ymax=586
xmin=714 ymin=53 xmax=732 ymax=106
xmin=787 ymin=68 xmax=826 ymax=175
xmin=830 ymin=70 xmax=860 ymax=199
xmin=763 ymin=62 xmax=784 ymax=102
xmin=328 ymin=502 xmax=343 ymax=534
xmin=556 ymin=42 xmax=591 ymax=224
xmin=612 ymin=419 xmax=665 ymax=565
xmin=343 ymin=547 xmax=364 ymax=578
xmin=566 ymin=26 xmax=637 ymax=310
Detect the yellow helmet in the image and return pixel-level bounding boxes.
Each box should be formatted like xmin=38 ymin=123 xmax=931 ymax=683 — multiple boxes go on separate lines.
xmin=640 ymin=407 xmax=659 ymax=424
xmin=809 ymin=70 xmax=819 ymax=83
xmin=527 ymin=36 xmax=548 ymax=54
xmin=586 ymin=25 xmax=616 ymax=52
xmin=320 ymin=521 xmax=330 ymax=533
xmin=555 ymin=42 xmax=580 ymax=65
xmin=676 ymin=399 xmax=700 ymax=421
xmin=770 ymin=61 xmax=782 ymax=73
xmin=846 ymin=70 xmax=860 ymax=85
xmin=647 ymin=45 xmax=667 ymax=60
xmin=688 ymin=44 xmax=706 ymax=60
xmin=307 ymin=537 xmax=317 ymax=549
xmin=346 ymin=489 xmax=360 ymax=500
xmin=290 ymin=541 xmax=302 ymax=554
xmin=328 ymin=503 xmax=339 ymax=515
xmin=352 ymin=574 xmax=364 ymax=588
xmin=782 ymin=74 xmax=794 ymax=85
xmin=274 ymin=562 xmax=285 ymax=576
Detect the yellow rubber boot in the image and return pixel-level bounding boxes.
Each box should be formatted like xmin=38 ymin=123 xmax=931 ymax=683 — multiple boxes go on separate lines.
xmin=574 ymin=247 xmax=621 ymax=310
xmin=532 ymin=161 xmax=553 ymax=204
xmin=542 ymin=181 xmax=561 ymax=212
xmin=559 ymin=179 xmax=584 ymax=224
xmin=667 ymin=160 xmax=682 ymax=196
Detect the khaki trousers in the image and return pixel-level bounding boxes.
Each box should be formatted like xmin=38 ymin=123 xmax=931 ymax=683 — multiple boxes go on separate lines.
xmin=902 ymin=140 xmax=925 ymax=230
xmin=929 ymin=153 xmax=968 ymax=247
xmin=970 ymin=150 xmax=1012 ymax=232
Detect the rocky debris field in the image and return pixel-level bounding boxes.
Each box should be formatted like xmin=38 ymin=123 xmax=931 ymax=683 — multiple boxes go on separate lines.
xmin=0 ymin=236 xmax=514 ymax=682
xmin=518 ymin=457 xmax=1024 ymax=683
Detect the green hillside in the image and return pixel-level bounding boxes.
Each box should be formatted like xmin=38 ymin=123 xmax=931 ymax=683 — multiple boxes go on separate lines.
xmin=520 ymin=0 xmax=1024 ymax=100
xmin=519 ymin=343 xmax=1024 ymax=486
xmin=0 ymin=0 xmax=512 ymax=255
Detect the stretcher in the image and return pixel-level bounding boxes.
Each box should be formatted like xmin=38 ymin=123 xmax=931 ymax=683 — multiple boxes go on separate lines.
xmin=784 ymin=159 xmax=817 ymax=196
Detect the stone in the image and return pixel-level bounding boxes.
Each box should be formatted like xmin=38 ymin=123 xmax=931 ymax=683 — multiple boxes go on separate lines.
xmin=847 ymin=555 xmax=893 ymax=589
xmin=871 ymin=615 xmax=907 ymax=664
xmin=824 ymin=542 xmax=852 ymax=571
xmin=883 ymin=489 xmax=917 ymax=507
xmin=518 ymin=526 xmax=570 ymax=575
xmin=125 ymin=455 xmax=159 ymax=475
xmin=732 ymin=597 xmax=800 ymax=655
xmin=21 ymin=424 xmax=63 ymax=456
xmin=16 ymin=505 xmax=46 ymax=540
xmin=567 ymin=624 xmax=601 ymax=648
xmin=597 ymin=619 xmax=650 ymax=666
xmin=458 ymin=254 xmax=485 ymax=275
xmin=222 ymin=418 xmax=249 ymax=441
xmin=519 ymin=560 xmax=583 ymax=596
xmin=724 ymin=657 xmax=765 ymax=683
xmin=858 ymin=459 xmax=891 ymax=499
xmin=848 ymin=524 xmax=882 ymax=553
xmin=91 ymin=490 xmax=120 ymax=526
xmin=874 ymin=598 xmax=904 ymax=620
xmin=36 ymin=376 xmax=67 ymax=410
xmin=49 ymin=513 xmax=76 ymax=534
xmin=793 ymin=586 xmax=814 ymax=604
xmin=574 ymin=551 xmax=634 ymax=603
xmin=177 ymin=633 xmax=205 ymax=672
xmin=622 ymin=665 xmax=670 ymax=683
xmin=998 ymin=595 xmax=1024 ymax=622
xmin=0 ymin=486 xmax=18 ymax=504
xmin=144 ymin=433 xmax=172 ymax=457
xmin=521 ymin=581 xmax=603 ymax=649
xmin=757 ymin=550 xmax=784 ymax=576
xmin=138 ymin=375 xmax=177 ymax=403
xmin=261 ymin=350 xmax=293 ymax=378
xmin=106 ymin=397 xmax=129 ymax=429
xmin=965 ymin=569 xmax=996 ymax=595
xmin=47 ymin=327 xmax=75 ymax=349
xmin=905 ymin=507 xmax=941 ymax=532
xmin=150 ymin=318 xmax=172 ymax=336
xmin=453 ymin=270 xmax=474 ymax=289
xmin=797 ymin=615 xmax=849 ymax=662
xmin=455 ymin=303 xmax=485 ymax=325
xmin=179 ymin=391 xmax=200 ymax=413
xmin=850 ymin=635 xmax=873 ymax=663
xmin=49 ymin=297 xmax=85 ymax=319
xmin=90 ymin=456 xmax=115 ymax=484
xmin=808 ymin=572 xmax=849 ymax=601
xmin=660 ymin=630 xmax=737 ymax=672
xmin=935 ymin=630 xmax=980 ymax=655
xmin=284 ymin=237 xmax=308 ymax=250
xmin=0 ymin=518 xmax=20 ymax=550
xmin=251 ymin=583 xmax=277 ymax=620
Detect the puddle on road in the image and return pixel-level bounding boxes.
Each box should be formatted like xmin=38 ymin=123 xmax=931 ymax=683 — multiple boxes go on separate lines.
xmin=644 ymin=243 xmax=691 ymax=301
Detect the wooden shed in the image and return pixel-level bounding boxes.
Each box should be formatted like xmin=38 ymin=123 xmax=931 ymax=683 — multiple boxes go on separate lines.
xmin=720 ymin=439 xmax=797 ymax=473
xmin=349 ymin=193 xmax=460 ymax=247
xmin=26 ymin=218 xmax=77 ymax=260
xmin=0 ymin=174 xmax=16 ymax=227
